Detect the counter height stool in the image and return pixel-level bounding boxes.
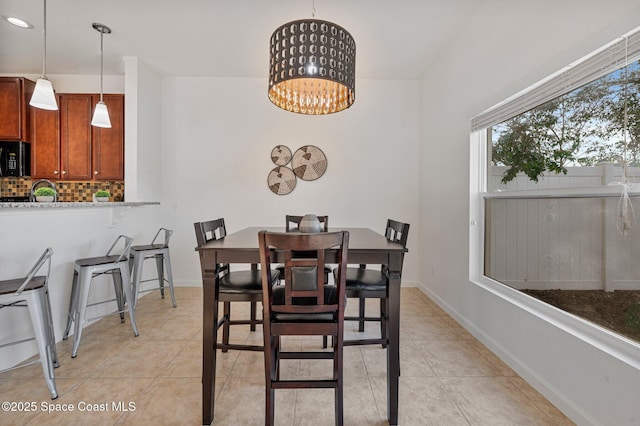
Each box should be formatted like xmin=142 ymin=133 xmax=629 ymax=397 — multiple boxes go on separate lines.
xmin=63 ymin=235 xmax=139 ymax=358
xmin=259 ymin=230 xmax=350 ymax=426
xmin=333 ymin=219 xmax=410 ymax=348
xmin=0 ymin=248 xmax=59 ymax=399
xmin=194 ymin=218 xmax=280 ymax=353
xmin=129 ymin=228 xmax=176 ymax=310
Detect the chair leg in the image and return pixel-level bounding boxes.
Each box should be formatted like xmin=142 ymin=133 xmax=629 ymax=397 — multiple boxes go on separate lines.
xmin=63 ymin=270 xmax=79 ymax=340
xmin=26 ymin=290 xmax=58 ymax=399
xmin=112 ymin=271 xmax=126 ymax=323
xmin=162 ymin=249 xmax=177 ymax=308
xmin=154 ymin=254 xmax=165 ymax=298
xmin=118 ymin=263 xmax=139 ymax=338
xmin=335 ymin=336 xmax=344 ymax=426
xmin=380 ymin=298 xmax=388 ymax=349
xmin=250 ymin=301 xmax=257 ymax=332
xmin=222 ymin=302 xmax=231 ymax=353
xmin=43 ymin=287 xmax=59 ymax=368
xmin=358 ymin=296 xmax=365 ymax=332
xmin=71 ymin=268 xmax=93 ymax=358
xmin=264 ymin=335 xmax=276 ymax=426
xmin=131 ymin=253 xmax=144 ymax=311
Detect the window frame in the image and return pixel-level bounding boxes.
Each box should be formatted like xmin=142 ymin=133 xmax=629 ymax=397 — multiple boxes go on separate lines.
xmin=469 ymin=28 xmax=640 ymax=368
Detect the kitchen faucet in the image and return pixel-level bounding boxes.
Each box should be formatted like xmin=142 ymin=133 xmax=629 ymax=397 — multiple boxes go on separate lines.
xmin=30 ymin=179 xmax=58 ymax=202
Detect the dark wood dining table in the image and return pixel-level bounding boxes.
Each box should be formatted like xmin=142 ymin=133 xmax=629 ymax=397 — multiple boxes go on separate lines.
xmin=195 ymin=226 xmax=407 ymax=425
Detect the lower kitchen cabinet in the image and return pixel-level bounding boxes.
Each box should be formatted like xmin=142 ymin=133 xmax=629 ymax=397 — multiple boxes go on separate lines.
xmin=30 ymin=93 xmax=124 ymax=181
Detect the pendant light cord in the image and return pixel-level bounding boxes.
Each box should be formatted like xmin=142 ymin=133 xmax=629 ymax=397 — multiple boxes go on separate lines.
xmin=99 ymin=28 xmax=104 ymax=102
xmin=42 ymin=0 xmax=47 ymax=78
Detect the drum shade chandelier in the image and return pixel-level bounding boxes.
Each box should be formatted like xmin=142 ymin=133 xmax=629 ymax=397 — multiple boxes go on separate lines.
xmin=30 ymin=0 xmax=58 ymax=110
xmin=268 ymin=9 xmax=356 ymax=115
xmin=91 ymin=23 xmax=112 ymax=128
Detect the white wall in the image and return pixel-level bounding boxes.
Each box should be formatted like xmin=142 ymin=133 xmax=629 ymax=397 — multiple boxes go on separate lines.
xmin=159 ymin=77 xmax=420 ymax=287
xmin=123 ymin=58 xmax=163 ymax=203
xmin=419 ymin=1 xmax=640 ymax=425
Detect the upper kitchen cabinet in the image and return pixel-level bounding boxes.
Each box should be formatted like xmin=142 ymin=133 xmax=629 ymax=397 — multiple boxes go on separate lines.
xmin=30 ymin=95 xmax=61 ymax=179
xmin=0 ymin=77 xmax=35 ymax=141
xmin=31 ymin=93 xmax=124 ymax=181
xmin=92 ymin=94 xmax=124 ymax=181
xmin=60 ymin=94 xmax=94 ymax=180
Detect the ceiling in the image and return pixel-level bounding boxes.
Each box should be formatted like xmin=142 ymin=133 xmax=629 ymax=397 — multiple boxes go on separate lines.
xmin=0 ymin=0 xmax=484 ymax=79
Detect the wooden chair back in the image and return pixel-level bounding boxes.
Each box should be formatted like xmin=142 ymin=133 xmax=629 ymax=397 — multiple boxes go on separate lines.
xmin=385 ymin=219 xmax=410 ymax=247
xmin=259 ymin=230 xmax=349 ymax=325
xmin=194 ymin=218 xmax=226 ymax=247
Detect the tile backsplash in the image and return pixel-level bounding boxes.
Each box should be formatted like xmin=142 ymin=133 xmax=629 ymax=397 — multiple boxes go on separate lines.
xmin=0 ymin=177 xmax=124 ymax=202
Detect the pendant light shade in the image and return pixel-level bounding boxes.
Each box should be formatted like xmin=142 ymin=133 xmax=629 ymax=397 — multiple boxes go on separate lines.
xmin=30 ymin=78 xmax=58 ymax=110
xmin=91 ymin=23 xmax=111 ymax=128
xmin=268 ymin=19 xmax=356 ymax=115
xmin=91 ymin=101 xmax=111 ymax=128
xmin=29 ymin=0 xmax=58 ymax=110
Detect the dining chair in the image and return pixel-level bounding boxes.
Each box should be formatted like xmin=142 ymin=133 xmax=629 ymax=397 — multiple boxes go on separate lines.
xmin=129 ymin=227 xmax=176 ymax=310
xmin=258 ymin=230 xmax=349 ymax=426
xmin=63 ymin=235 xmax=139 ymax=357
xmin=194 ymin=218 xmax=280 ymax=352
xmin=0 ymin=248 xmax=59 ymax=399
xmin=334 ymin=219 xmax=409 ymax=348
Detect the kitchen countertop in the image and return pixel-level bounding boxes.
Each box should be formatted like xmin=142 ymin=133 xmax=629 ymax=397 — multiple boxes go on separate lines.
xmin=0 ymin=201 xmax=160 ymax=209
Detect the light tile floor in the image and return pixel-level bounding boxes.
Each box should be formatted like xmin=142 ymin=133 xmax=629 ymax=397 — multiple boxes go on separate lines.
xmin=0 ymin=287 xmax=574 ymax=425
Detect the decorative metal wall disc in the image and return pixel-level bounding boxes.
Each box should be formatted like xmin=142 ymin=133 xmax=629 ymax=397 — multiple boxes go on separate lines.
xmin=291 ymin=145 xmax=327 ymax=181
xmin=268 ymin=166 xmax=297 ymax=195
xmin=271 ymin=145 xmax=292 ymax=165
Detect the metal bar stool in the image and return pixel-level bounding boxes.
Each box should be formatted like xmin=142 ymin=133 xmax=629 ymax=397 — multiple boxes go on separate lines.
xmin=63 ymin=235 xmax=139 ymax=358
xmin=0 ymin=248 xmax=59 ymax=399
xmin=129 ymin=228 xmax=176 ymax=310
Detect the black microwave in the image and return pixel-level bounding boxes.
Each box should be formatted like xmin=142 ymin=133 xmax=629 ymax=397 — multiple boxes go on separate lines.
xmin=0 ymin=141 xmax=30 ymax=177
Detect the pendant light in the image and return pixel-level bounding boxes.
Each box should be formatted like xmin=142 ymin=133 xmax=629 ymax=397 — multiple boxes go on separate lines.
xmin=29 ymin=0 xmax=58 ymax=110
xmin=268 ymin=2 xmax=356 ymax=114
xmin=91 ymin=23 xmax=112 ymax=128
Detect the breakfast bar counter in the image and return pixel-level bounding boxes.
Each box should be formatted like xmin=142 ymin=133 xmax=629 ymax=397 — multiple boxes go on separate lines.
xmin=0 ymin=201 xmax=159 ymax=209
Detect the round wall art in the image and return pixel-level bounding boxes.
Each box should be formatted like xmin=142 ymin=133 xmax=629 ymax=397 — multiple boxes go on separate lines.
xmin=291 ymin=145 xmax=327 ymax=181
xmin=270 ymin=145 xmax=292 ymax=166
xmin=268 ymin=166 xmax=297 ymax=195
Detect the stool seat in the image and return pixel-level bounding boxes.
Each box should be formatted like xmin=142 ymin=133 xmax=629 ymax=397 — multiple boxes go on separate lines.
xmin=63 ymin=235 xmax=139 ymax=358
xmin=131 ymin=243 xmax=166 ymax=251
xmin=0 ymin=276 xmax=46 ymax=294
xmin=76 ymin=254 xmax=123 ymax=267
xmin=0 ymin=248 xmax=58 ymax=399
xmin=338 ymin=267 xmax=387 ymax=292
xmin=129 ymin=228 xmax=176 ymax=309
xmin=219 ymin=269 xmax=280 ymax=293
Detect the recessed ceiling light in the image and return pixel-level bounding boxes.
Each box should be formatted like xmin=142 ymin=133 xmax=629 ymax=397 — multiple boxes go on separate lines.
xmin=2 ymin=15 xmax=33 ymax=29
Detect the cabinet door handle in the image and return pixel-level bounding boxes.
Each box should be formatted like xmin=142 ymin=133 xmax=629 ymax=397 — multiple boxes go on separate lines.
xmin=61 ymin=171 xmax=67 ymax=175
xmin=94 ymin=171 xmax=98 ymax=175
xmin=54 ymin=170 xmax=59 ymax=175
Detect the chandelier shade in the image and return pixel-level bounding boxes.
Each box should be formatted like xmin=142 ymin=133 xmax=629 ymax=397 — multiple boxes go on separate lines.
xmin=268 ymin=19 xmax=356 ymax=115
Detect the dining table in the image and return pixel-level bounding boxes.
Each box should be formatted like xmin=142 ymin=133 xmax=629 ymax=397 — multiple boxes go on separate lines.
xmin=195 ymin=226 xmax=407 ymax=425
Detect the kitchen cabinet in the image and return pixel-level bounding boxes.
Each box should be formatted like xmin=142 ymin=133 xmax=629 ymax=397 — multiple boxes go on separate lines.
xmin=30 ymin=93 xmax=124 ymax=181
xmin=92 ymin=94 xmax=124 ymax=180
xmin=0 ymin=77 xmax=35 ymax=142
xmin=30 ymin=95 xmax=60 ymax=179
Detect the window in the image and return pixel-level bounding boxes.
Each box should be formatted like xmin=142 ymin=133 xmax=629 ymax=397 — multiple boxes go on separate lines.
xmin=472 ymin=27 xmax=640 ymax=345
